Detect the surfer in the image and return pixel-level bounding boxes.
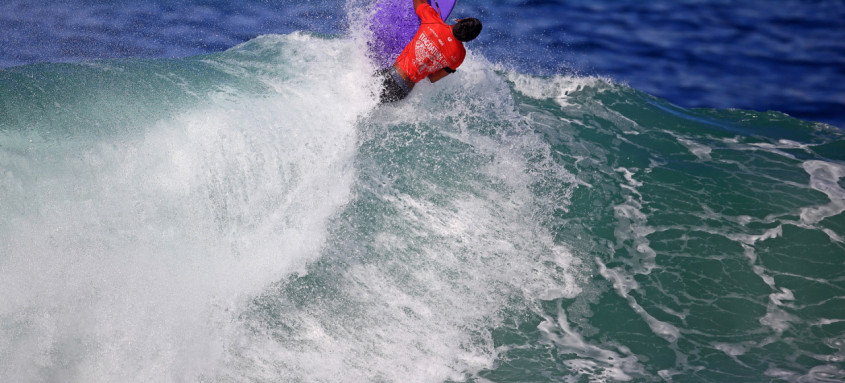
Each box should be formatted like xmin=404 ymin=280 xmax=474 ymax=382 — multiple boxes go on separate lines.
xmin=377 ymin=0 xmax=482 ymax=103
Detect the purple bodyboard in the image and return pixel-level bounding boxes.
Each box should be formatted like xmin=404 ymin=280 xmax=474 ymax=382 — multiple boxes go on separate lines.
xmin=368 ymin=0 xmax=457 ymax=68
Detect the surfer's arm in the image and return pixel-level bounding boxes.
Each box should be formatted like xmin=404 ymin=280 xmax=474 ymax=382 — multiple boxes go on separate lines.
xmin=427 ymin=69 xmax=450 ymax=83
xmin=413 ymin=0 xmax=427 ymax=10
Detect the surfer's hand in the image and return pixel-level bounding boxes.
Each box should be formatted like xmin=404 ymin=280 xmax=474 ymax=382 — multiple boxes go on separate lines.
xmin=427 ymin=69 xmax=449 ymax=83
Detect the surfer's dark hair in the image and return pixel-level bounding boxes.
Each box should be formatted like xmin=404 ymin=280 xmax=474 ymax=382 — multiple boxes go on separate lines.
xmin=453 ymin=18 xmax=482 ymax=42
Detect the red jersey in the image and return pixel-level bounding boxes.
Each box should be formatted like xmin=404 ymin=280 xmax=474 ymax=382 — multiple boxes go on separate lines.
xmin=394 ymin=3 xmax=466 ymax=83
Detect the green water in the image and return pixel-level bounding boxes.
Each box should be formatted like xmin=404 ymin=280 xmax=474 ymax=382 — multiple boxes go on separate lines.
xmin=1 ymin=35 xmax=843 ymax=382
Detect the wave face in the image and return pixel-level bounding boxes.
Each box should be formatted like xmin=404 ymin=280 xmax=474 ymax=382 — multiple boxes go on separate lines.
xmin=2 ymin=33 xmax=844 ymax=382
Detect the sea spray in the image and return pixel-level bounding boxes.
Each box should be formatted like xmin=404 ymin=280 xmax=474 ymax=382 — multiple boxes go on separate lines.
xmin=1 ymin=29 xmax=844 ymax=383
xmin=216 ymin=46 xmax=585 ymax=382
xmin=0 ymin=34 xmax=375 ymax=381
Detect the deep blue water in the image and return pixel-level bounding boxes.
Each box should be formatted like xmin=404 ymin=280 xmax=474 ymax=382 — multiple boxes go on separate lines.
xmin=1 ymin=0 xmax=843 ymax=128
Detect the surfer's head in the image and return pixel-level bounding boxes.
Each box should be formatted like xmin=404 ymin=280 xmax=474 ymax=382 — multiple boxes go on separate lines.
xmin=453 ymin=18 xmax=482 ymax=42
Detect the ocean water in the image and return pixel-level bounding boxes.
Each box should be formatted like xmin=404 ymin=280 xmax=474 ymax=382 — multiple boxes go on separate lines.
xmin=2 ymin=0 xmax=844 ymax=128
xmin=1 ymin=1 xmax=844 ymax=383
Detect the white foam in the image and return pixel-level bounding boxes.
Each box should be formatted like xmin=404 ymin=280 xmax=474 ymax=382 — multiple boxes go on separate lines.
xmin=675 ymin=135 xmax=712 ymax=160
xmin=538 ymin=307 xmax=644 ymax=382
xmin=612 ymin=194 xmax=657 ymax=275
xmin=799 ymin=160 xmax=845 ymax=236
xmin=593 ymin=166 xmax=684 ymax=345
xmin=181 ymin=42 xmax=592 ymax=382
xmin=597 ymin=260 xmax=681 ymax=344
xmin=507 ymin=72 xmax=606 ymax=107
xmin=760 ymin=288 xmax=798 ymax=334
xmin=751 ymin=139 xmax=813 ymax=152
xmin=224 ymin=161 xmax=585 ymax=381
xmin=817 ymin=319 xmax=845 ymax=326
xmin=0 ymin=33 xmax=375 ymax=382
xmin=712 ymin=342 xmax=749 ymax=356
xmin=615 ymin=167 xmax=643 ymax=187
xmin=766 ymin=364 xmax=845 ymax=383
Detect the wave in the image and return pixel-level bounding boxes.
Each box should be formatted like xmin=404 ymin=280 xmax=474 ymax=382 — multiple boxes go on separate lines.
xmin=1 ymin=33 xmax=843 ymax=382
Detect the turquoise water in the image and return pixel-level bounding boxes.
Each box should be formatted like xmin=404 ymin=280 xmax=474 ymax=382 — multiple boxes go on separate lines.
xmin=1 ymin=33 xmax=844 ymax=382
